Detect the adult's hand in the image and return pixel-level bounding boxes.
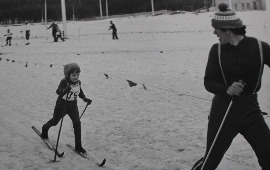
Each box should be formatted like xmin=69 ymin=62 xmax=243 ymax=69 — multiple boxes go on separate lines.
xmin=227 ymin=80 xmax=246 ymax=96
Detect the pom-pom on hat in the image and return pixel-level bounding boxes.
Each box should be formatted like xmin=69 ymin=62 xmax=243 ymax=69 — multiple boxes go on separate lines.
xmin=212 ymin=3 xmax=244 ymax=29
xmin=64 ymin=63 xmax=80 ymax=79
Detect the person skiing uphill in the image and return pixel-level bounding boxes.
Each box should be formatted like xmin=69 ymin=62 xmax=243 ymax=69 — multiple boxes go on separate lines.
xmin=191 ymin=3 xmax=270 ymax=170
xmin=24 ymin=21 xmax=30 ymax=45
xmin=4 ymin=29 xmax=12 ymax=46
xmin=108 ymin=21 xmax=118 ymax=40
xmin=47 ymin=22 xmax=58 ymax=42
xmin=40 ymin=63 xmax=92 ymax=154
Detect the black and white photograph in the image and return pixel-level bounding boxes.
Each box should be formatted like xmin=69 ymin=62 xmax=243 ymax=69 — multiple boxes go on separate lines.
xmin=0 ymin=0 xmax=270 ymax=169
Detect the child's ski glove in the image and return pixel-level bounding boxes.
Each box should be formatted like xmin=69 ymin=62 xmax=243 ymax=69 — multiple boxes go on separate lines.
xmin=83 ymin=98 xmax=92 ymax=105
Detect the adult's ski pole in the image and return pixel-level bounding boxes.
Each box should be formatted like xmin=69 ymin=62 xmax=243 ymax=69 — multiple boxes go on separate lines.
xmin=200 ymin=99 xmax=233 ymax=170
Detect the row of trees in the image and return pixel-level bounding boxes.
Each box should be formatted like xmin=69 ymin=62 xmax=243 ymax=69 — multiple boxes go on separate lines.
xmin=0 ymin=0 xmax=212 ymax=24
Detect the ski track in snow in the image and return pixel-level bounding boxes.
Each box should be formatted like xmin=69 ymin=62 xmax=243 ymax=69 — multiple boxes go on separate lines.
xmin=0 ymin=11 xmax=270 ymax=170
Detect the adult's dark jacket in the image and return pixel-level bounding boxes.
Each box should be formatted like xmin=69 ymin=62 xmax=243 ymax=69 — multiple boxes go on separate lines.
xmin=204 ymin=36 xmax=270 ymax=95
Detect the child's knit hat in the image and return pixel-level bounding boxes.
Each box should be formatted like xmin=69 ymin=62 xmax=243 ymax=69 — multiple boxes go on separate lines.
xmin=212 ymin=3 xmax=244 ymax=29
xmin=64 ymin=63 xmax=80 ymax=79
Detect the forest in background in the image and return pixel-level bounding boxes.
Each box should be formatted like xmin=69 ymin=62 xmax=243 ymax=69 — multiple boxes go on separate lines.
xmin=0 ymin=0 xmax=212 ymax=24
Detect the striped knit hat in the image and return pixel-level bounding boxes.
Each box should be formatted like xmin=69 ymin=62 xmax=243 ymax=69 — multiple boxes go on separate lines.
xmin=212 ymin=3 xmax=244 ymax=29
xmin=64 ymin=63 xmax=80 ymax=79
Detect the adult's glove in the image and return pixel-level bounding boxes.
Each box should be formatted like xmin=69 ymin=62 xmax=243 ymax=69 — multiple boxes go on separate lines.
xmin=83 ymin=98 xmax=92 ymax=105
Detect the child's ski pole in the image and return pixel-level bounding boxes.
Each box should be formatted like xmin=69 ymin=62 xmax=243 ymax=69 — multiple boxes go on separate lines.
xmin=80 ymin=103 xmax=90 ymax=119
xmin=53 ymin=93 xmax=68 ymax=162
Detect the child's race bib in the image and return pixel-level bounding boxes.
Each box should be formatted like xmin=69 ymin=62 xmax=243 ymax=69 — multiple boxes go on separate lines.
xmin=62 ymin=83 xmax=80 ymax=101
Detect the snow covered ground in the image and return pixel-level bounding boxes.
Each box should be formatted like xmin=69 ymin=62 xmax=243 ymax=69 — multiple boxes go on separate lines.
xmin=0 ymin=10 xmax=269 ymax=170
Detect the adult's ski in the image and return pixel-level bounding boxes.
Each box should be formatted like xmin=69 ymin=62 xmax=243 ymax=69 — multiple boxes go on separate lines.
xmin=32 ymin=126 xmax=64 ymax=157
xmin=66 ymin=144 xmax=106 ymax=167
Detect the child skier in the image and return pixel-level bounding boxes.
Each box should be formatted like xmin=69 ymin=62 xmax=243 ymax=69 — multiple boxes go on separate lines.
xmin=47 ymin=21 xmax=58 ymax=42
xmin=4 ymin=29 xmax=12 ymax=46
xmin=40 ymin=63 xmax=92 ymax=153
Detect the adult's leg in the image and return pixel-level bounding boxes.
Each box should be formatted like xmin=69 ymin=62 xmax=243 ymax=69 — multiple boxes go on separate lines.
xmin=191 ymin=123 xmax=237 ymax=170
xmin=26 ymin=31 xmax=30 ymax=40
xmin=241 ymin=115 xmax=270 ymax=169
xmin=192 ymin=95 xmax=238 ymax=170
xmin=60 ymin=35 xmax=64 ymax=41
xmin=113 ymin=31 xmax=118 ymax=39
xmin=25 ymin=32 xmax=30 ymax=44
xmin=202 ymin=114 xmax=238 ymax=169
xmin=53 ymin=31 xmax=57 ymax=42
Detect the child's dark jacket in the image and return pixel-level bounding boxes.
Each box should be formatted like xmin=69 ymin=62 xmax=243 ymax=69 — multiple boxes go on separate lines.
xmin=56 ymin=79 xmax=86 ymax=101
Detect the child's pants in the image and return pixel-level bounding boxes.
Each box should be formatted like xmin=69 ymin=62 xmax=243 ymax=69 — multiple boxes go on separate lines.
xmin=42 ymin=98 xmax=82 ymax=146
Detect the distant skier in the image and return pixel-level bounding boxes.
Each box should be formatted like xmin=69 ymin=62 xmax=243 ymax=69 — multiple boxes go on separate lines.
xmin=47 ymin=21 xmax=58 ymax=42
xmin=4 ymin=29 xmax=12 ymax=46
xmin=24 ymin=21 xmax=30 ymax=45
xmin=108 ymin=21 xmax=118 ymax=40
xmin=40 ymin=63 xmax=92 ymax=154
xmin=55 ymin=26 xmax=65 ymax=42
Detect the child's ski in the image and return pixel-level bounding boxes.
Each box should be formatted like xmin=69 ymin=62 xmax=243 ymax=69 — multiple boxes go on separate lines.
xmin=32 ymin=126 xmax=64 ymax=157
xmin=66 ymin=144 xmax=106 ymax=167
